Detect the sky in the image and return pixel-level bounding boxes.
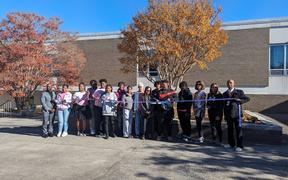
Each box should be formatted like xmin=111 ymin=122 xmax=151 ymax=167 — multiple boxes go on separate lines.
xmin=0 ymin=0 xmax=287 ymax=34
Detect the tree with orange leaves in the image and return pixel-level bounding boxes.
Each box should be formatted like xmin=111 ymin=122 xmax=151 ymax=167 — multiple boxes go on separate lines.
xmin=0 ymin=12 xmax=86 ymax=110
xmin=118 ymin=0 xmax=228 ymax=89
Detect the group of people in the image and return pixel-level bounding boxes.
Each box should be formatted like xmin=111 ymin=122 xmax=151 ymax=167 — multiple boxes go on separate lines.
xmin=40 ymin=78 xmax=249 ymax=152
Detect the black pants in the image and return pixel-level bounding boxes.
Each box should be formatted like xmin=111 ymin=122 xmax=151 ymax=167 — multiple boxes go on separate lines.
xmin=88 ymin=100 xmax=96 ymax=133
xmin=195 ymin=110 xmax=205 ymax=138
xmin=195 ymin=116 xmax=203 ymax=138
xmin=152 ymin=109 xmax=162 ymax=137
xmin=74 ymin=105 xmax=87 ymax=120
xmin=208 ymin=114 xmax=223 ymax=142
xmin=145 ymin=115 xmax=154 ymax=138
xmin=95 ymin=106 xmax=104 ymax=135
xmin=140 ymin=116 xmax=147 ymax=138
xmin=177 ymin=111 xmax=191 ymax=137
xmin=226 ymin=117 xmax=243 ymax=148
xmin=116 ymin=107 xmax=123 ymax=136
xmin=104 ymin=116 xmax=116 ymax=137
xmin=160 ymin=109 xmax=173 ymax=137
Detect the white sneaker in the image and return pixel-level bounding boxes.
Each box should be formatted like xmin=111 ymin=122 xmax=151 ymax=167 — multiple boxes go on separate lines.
xmin=223 ymin=144 xmax=231 ymax=149
xmin=57 ymin=133 xmax=62 ymax=137
xmin=183 ymin=137 xmax=189 ymax=142
xmin=199 ymin=137 xmax=204 ymax=143
xmin=61 ymin=132 xmax=68 ymax=137
xmin=235 ymin=147 xmax=243 ymax=152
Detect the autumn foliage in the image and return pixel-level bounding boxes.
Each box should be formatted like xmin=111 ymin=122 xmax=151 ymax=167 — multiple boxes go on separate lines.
xmin=0 ymin=12 xmax=86 ymax=110
xmin=118 ymin=0 xmax=228 ymax=88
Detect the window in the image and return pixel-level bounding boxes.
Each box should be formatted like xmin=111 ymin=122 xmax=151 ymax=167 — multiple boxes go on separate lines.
xmin=149 ymin=67 xmax=158 ymax=77
xmin=139 ymin=49 xmax=159 ymax=77
xmin=138 ymin=65 xmax=159 ymax=77
xmin=269 ymin=45 xmax=286 ymax=75
xmin=270 ymin=46 xmax=284 ymax=69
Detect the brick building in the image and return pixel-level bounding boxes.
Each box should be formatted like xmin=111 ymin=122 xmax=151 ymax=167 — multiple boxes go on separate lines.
xmin=75 ymin=17 xmax=288 ymax=114
xmin=1 ymin=17 xmax=288 ymax=114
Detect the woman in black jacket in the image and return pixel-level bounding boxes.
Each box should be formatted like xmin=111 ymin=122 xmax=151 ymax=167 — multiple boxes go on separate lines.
xmin=141 ymin=86 xmax=152 ymax=140
xmin=207 ymin=83 xmax=224 ymax=144
xmin=177 ymin=81 xmax=193 ymax=141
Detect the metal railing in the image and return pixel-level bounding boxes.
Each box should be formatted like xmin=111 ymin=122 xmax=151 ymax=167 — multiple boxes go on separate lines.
xmin=0 ymin=100 xmax=13 ymax=118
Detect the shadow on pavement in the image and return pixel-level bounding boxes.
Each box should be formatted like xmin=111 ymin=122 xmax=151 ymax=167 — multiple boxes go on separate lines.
xmin=0 ymin=125 xmax=42 ymax=137
xmin=142 ymin=142 xmax=288 ymax=179
xmin=135 ymin=172 xmax=169 ymax=180
xmin=263 ymin=113 xmax=288 ymax=126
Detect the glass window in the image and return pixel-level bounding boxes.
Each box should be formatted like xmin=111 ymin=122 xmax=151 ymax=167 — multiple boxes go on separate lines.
xmin=270 ymin=45 xmax=284 ymax=69
xmin=149 ymin=67 xmax=158 ymax=76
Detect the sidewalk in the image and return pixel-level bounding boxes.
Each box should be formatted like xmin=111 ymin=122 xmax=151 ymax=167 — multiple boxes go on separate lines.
xmin=0 ymin=117 xmax=287 ymax=180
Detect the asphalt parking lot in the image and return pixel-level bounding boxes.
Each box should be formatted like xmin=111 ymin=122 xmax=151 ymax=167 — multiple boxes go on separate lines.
xmin=0 ymin=117 xmax=287 ymax=180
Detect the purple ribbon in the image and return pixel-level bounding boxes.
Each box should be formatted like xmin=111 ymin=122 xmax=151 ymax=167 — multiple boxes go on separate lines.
xmin=238 ymin=104 xmax=242 ymax=128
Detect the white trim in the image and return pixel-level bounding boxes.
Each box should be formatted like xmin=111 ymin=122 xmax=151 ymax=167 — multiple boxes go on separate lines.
xmin=138 ymin=76 xmax=288 ymax=95
xmin=223 ymin=17 xmax=288 ymax=30
xmin=77 ymin=31 xmax=123 ymax=41
xmin=75 ymin=18 xmax=288 ymax=41
xmin=269 ymin=27 xmax=288 ymax=44
xmin=223 ymin=17 xmax=288 ymax=26
xmin=213 ymin=76 xmax=288 ymax=95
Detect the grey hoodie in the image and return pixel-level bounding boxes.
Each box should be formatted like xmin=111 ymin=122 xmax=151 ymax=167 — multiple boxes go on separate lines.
xmin=122 ymin=93 xmax=133 ymax=110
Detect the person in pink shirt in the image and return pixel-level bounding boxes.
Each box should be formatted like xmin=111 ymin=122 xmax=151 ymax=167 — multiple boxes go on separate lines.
xmin=73 ymin=82 xmax=89 ymax=136
xmin=92 ymin=79 xmax=107 ymax=137
xmin=56 ymin=84 xmax=72 ymax=137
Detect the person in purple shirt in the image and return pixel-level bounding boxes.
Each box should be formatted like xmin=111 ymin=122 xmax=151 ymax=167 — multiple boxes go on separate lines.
xmin=92 ymin=79 xmax=107 ymax=137
xmin=115 ymin=81 xmax=126 ymax=136
xmin=87 ymin=80 xmax=97 ymax=135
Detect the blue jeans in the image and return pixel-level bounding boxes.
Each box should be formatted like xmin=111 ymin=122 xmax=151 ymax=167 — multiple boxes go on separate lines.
xmin=123 ymin=109 xmax=133 ymax=137
xmin=135 ymin=111 xmax=141 ymax=136
xmin=58 ymin=108 xmax=70 ymax=134
xmin=42 ymin=111 xmax=54 ymax=135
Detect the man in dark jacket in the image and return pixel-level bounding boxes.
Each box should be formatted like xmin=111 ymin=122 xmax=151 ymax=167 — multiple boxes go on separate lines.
xmin=158 ymin=80 xmax=177 ymax=140
xmin=151 ymin=81 xmax=162 ymax=139
xmin=177 ymin=81 xmax=192 ymax=141
xmin=87 ymin=80 xmax=98 ymax=135
xmin=41 ymin=83 xmax=56 ymax=138
xmin=223 ymin=79 xmax=250 ymax=152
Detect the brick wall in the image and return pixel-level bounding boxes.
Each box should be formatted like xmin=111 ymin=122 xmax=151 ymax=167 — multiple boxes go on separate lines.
xmin=183 ymin=28 xmax=269 ymax=87
xmin=76 ymin=38 xmax=136 ymax=86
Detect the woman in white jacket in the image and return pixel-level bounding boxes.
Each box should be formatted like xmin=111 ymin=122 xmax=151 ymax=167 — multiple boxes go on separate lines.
xmin=56 ymin=84 xmax=72 ymax=137
xmin=101 ymin=84 xmax=118 ymax=139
